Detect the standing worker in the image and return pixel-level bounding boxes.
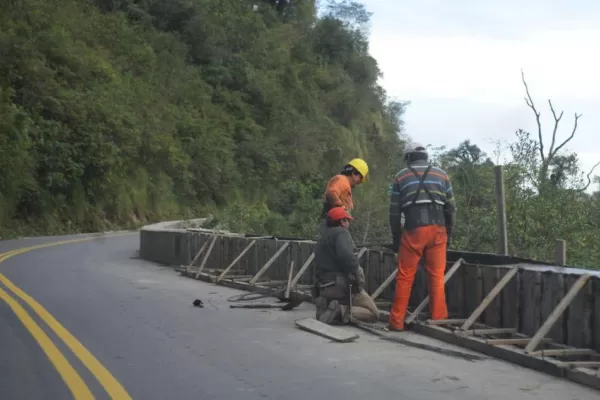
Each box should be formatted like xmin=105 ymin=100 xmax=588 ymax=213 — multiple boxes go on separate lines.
xmin=387 ymin=142 xmax=456 ymax=331
xmin=320 ymin=158 xmax=369 ymax=219
xmin=313 ymin=206 xmax=379 ymax=325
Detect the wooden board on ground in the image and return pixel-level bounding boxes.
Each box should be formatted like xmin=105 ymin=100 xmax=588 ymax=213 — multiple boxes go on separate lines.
xmin=295 ymin=318 xmax=359 ymax=343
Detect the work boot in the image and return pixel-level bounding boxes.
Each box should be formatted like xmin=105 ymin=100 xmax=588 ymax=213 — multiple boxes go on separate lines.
xmin=318 ymin=300 xmax=341 ymax=325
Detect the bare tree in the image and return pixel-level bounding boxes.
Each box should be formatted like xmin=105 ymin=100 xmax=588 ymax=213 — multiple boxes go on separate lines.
xmin=521 ymin=69 xmax=599 ymax=191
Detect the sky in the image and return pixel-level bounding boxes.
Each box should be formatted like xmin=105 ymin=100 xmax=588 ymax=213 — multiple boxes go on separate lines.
xmin=353 ymin=0 xmax=600 ymax=188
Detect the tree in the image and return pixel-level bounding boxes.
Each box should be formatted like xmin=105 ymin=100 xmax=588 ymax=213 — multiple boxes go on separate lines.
xmin=520 ymin=70 xmax=599 ymax=193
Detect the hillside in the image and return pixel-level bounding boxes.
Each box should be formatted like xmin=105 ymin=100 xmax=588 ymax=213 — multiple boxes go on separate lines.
xmin=0 ymin=0 xmax=404 ymax=240
xmin=2 ymin=0 xmax=599 ymax=268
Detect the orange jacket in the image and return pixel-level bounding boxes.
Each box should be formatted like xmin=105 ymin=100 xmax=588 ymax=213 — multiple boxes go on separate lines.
xmin=323 ymin=174 xmax=354 ymax=212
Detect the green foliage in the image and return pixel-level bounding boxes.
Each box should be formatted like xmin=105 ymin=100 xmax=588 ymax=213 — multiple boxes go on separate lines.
xmin=0 ymin=0 xmax=404 ymax=239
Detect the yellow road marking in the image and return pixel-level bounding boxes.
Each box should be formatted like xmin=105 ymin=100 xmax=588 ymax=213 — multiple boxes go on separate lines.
xmin=0 ymin=232 xmax=136 ymax=399
xmin=0 ymin=286 xmax=94 ymax=399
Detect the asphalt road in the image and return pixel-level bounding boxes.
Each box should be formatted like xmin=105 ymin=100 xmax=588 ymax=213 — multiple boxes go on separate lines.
xmin=0 ymin=233 xmax=598 ymax=400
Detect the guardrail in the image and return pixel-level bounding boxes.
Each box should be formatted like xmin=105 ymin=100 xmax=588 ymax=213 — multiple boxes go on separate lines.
xmin=139 ymin=219 xmax=600 ymax=391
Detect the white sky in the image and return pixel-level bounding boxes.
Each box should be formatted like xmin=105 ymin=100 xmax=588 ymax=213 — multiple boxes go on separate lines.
xmin=356 ymin=0 xmax=600 ymax=189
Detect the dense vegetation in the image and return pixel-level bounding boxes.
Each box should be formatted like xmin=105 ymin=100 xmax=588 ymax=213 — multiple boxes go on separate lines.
xmin=1 ymin=0 xmax=598 ymax=268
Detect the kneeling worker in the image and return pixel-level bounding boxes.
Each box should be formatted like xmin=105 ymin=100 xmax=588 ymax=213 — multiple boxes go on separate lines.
xmin=313 ymin=206 xmax=379 ymax=324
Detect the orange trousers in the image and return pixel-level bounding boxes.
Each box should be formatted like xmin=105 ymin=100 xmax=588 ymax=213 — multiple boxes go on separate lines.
xmin=389 ymin=225 xmax=449 ymax=329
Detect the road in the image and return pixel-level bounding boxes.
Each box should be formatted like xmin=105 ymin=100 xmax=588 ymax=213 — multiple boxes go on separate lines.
xmin=0 ymin=233 xmax=597 ymax=400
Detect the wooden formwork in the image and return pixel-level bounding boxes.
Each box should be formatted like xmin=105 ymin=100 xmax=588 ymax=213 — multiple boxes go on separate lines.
xmin=402 ymin=263 xmax=600 ymax=391
xmin=176 ymin=231 xmax=600 ymax=392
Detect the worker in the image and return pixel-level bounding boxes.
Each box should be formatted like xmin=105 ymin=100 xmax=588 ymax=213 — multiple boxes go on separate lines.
xmin=313 ymin=206 xmax=379 ymax=325
xmin=320 ymin=158 xmax=369 ymax=220
xmin=387 ymin=142 xmax=456 ymax=331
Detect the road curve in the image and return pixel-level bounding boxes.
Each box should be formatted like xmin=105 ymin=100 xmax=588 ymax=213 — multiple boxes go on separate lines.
xmin=0 ymin=233 xmax=598 ymax=400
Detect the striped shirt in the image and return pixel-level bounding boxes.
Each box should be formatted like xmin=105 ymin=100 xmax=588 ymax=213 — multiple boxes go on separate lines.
xmin=389 ymin=160 xmax=455 ymax=229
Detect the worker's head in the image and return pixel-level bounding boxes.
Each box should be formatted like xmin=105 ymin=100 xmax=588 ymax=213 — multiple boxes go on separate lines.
xmin=404 ymin=142 xmax=428 ymax=164
xmin=341 ymin=158 xmax=369 ymax=187
xmin=326 ymin=207 xmax=353 ymax=229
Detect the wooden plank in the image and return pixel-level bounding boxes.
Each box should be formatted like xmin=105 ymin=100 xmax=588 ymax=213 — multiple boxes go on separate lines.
xmin=520 ymin=270 xmax=542 ymax=336
xmin=566 ymin=274 xmax=593 ymax=349
xmin=593 ymin=278 xmax=600 ymax=354
xmin=524 ymin=274 xmax=592 ymax=354
xmin=482 ymin=267 xmax=501 ymax=327
xmin=284 ymin=261 xmax=295 ymax=299
xmin=464 ymin=264 xmax=483 ymax=316
xmin=426 ymin=318 xmax=466 ymax=326
xmin=249 ymin=242 xmax=290 ymax=284
xmin=195 ymin=234 xmax=218 ymax=278
xmin=289 ymin=252 xmax=315 ymax=289
xmin=458 ymin=328 xmax=517 ymax=337
xmin=557 ymin=361 xmax=600 ymax=369
xmin=529 ymin=348 xmax=596 ymax=357
xmin=502 ymin=267 xmax=520 ymax=329
xmin=460 ymin=266 xmax=519 ymax=331
xmin=188 ymin=236 xmax=210 ymax=268
xmin=295 ymin=318 xmax=359 ymax=343
xmin=488 ymin=338 xmax=551 ymax=346
xmin=217 ymin=240 xmax=257 ymax=282
xmin=540 ymin=272 xmax=565 ymax=343
xmin=405 ymin=259 xmax=464 ymax=325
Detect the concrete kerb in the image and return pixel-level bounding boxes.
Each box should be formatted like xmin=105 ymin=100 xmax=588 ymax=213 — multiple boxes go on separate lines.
xmin=138 ymin=219 xmax=600 ymax=392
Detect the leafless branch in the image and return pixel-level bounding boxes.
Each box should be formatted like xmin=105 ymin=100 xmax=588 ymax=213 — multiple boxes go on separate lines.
xmin=552 ymin=113 xmax=582 ymax=156
xmin=579 ymin=160 xmax=600 ymax=192
xmin=547 ymin=99 xmax=564 ymax=156
xmin=521 ymin=69 xmax=544 ymax=162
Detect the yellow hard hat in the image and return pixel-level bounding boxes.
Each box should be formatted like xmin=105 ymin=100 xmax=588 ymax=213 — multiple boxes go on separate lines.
xmin=346 ymin=158 xmax=369 ymax=183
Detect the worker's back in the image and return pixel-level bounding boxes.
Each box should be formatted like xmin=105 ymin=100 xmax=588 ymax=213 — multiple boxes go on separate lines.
xmin=390 ymin=159 xmax=454 ymax=230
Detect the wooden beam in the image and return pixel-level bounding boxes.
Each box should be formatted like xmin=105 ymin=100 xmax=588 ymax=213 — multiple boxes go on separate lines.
xmin=217 ymin=240 xmax=257 ymax=282
xmin=460 ymin=266 xmax=519 ymax=330
xmin=289 ymin=252 xmax=315 ymax=289
xmin=187 ymin=237 xmax=210 ymax=268
xmin=524 ymin=274 xmax=592 ymax=354
xmin=457 ymin=328 xmax=517 ymax=337
xmin=529 ymin=348 xmax=596 ymax=357
xmin=356 ymin=247 xmax=368 ymax=260
xmin=556 ymin=361 xmax=600 ymax=369
xmin=426 ymin=318 xmax=466 ymax=326
xmin=249 ymin=242 xmax=290 ymax=284
xmin=195 ymin=234 xmax=218 ymax=278
xmin=370 ymin=269 xmax=397 ymax=301
xmin=284 ymin=260 xmax=295 ymax=299
xmin=488 ymin=338 xmax=551 ymax=346
xmin=404 ymin=258 xmax=464 ymax=324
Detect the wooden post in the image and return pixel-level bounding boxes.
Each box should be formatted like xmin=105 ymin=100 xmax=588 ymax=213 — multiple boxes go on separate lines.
xmin=494 ymin=165 xmax=508 ymax=255
xmin=285 ymin=261 xmax=295 ymax=299
xmin=555 ymin=239 xmax=566 ymax=266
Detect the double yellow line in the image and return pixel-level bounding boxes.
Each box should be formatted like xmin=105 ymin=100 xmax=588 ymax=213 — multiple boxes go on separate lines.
xmin=0 ymin=233 xmax=136 ymax=399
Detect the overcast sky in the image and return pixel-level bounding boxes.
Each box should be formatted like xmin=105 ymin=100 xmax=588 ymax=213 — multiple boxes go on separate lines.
xmin=352 ymin=0 xmax=600 ymax=188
